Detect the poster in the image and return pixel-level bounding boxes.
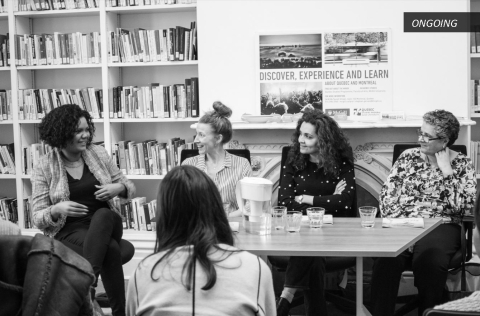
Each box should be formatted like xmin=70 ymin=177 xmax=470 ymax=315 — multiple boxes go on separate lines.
xmin=257 ymin=30 xmax=392 ymax=120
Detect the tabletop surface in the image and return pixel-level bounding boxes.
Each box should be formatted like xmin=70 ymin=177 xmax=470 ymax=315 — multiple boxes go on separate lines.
xmin=231 ymin=217 xmax=443 ymax=257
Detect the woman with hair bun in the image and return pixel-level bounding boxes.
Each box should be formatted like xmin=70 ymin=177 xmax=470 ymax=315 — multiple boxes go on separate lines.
xmin=182 ymin=101 xmax=252 ymax=217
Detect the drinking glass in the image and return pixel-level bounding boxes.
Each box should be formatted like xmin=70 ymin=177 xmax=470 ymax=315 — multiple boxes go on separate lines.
xmin=306 ymin=207 xmax=325 ymax=228
xmin=285 ymin=211 xmax=302 ymax=233
xmin=272 ymin=206 xmax=287 ymax=230
xmin=359 ymin=206 xmax=377 ymax=228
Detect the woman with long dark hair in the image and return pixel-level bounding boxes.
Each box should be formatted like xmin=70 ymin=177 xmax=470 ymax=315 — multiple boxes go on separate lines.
xmin=32 ymin=104 xmax=136 ymax=316
xmin=126 ymin=165 xmax=275 ymax=315
xmin=276 ymin=109 xmax=356 ymax=316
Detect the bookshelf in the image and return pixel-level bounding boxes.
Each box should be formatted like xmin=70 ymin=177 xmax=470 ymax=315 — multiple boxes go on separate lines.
xmin=472 ymin=0 xmax=480 ymax=180
xmin=0 ymin=2 xmax=200 ymax=229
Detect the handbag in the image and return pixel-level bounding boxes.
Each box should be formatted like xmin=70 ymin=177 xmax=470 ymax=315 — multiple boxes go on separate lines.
xmin=445 ymin=224 xmax=480 ymax=301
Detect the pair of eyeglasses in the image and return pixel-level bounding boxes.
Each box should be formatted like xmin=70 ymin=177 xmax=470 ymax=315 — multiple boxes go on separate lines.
xmin=416 ymin=129 xmax=443 ymax=142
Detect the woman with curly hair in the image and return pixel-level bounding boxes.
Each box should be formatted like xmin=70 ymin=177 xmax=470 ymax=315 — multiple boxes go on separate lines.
xmin=126 ymin=165 xmax=275 ymax=315
xmin=31 ymin=104 xmax=136 ymax=316
xmin=371 ymin=110 xmax=476 ymax=316
xmin=276 ymin=109 xmax=356 ymax=316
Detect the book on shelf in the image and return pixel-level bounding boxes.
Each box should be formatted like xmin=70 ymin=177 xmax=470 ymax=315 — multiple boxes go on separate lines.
xmin=0 ymin=198 xmax=18 ymax=226
xmin=111 ymin=79 xmax=198 ymax=119
xmin=0 ymin=90 xmax=12 ymax=120
xmin=107 ymin=0 xmax=195 ymax=7
xmin=14 ymin=0 xmax=99 ymax=11
xmin=15 ymin=32 xmax=101 ymax=66
xmin=0 ymin=0 xmax=8 ymax=13
xmin=18 ymin=87 xmax=103 ymax=120
xmin=0 ymin=34 xmax=10 ymax=67
xmin=108 ymin=22 xmax=197 ymax=63
xmin=0 ymin=143 xmax=16 ymax=175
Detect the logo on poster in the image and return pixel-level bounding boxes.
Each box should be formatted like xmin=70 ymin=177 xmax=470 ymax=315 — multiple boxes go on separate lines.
xmin=353 ymin=108 xmax=379 ymax=116
xmin=326 ymin=109 xmax=350 ymax=116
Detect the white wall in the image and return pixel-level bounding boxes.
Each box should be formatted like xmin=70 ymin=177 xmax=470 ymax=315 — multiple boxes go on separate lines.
xmin=198 ymin=0 xmax=469 ymax=120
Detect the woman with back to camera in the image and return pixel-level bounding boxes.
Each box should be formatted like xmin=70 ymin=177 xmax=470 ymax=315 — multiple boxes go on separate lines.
xmin=276 ymin=109 xmax=356 ymax=316
xmin=31 ymin=104 xmax=136 ymax=316
xmin=126 ymin=165 xmax=276 ymax=315
xmin=182 ymin=101 xmax=252 ymax=217
xmin=370 ymin=110 xmax=477 ymax=316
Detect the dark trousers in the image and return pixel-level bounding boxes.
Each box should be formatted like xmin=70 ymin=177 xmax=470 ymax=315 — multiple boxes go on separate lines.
xmin=371 ymin=223 xmax=461 ymax=316
xmin=285 ymin=256 xmax=328 ymax=316
xmin=55 ymin=208 xmax=126 ymax=316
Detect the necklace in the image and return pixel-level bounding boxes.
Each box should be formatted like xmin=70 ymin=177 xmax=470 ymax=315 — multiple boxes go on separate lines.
xmin=62 ymin=156 xmax=84 ymax=168
xmin=207 ymin=152 xmax=225 ymax=173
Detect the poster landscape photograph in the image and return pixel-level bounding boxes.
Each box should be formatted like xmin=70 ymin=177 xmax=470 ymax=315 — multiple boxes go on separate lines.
xmin=259 ymin=34 xmax=322 ymax=69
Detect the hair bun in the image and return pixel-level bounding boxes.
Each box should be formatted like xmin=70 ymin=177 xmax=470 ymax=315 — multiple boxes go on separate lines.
xmin=212 ymin=101 xmax=232 ymax=119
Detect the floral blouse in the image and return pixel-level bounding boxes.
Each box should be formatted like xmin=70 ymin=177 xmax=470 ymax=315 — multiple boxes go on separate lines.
xmin=380 ymin=148 xmax=476 ymax=224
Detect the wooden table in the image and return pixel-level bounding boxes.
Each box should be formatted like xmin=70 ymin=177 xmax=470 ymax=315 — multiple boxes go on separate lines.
xmin=231 ymin=217 xmax=443 ymax=316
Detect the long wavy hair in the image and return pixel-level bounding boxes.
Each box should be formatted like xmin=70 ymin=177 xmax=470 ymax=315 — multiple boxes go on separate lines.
xmin=151 ymin=165 xmax=236 ymax=290
xmin=289 ymin=109 xmax=353 ymax=177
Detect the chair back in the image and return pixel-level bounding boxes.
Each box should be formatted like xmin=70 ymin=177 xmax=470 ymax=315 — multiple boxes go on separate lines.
xmin=180 ymin=149 xmax=251 ymax=164
xmin=392 ymin=144 xmax=467 ymax=165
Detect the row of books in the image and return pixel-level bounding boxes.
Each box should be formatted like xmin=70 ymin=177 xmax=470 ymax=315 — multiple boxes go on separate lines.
xmin=113 ymin=197 xmax=157 ymax=231
xmin=15 ymin=0 xmax=99 ymax=11
xmin=107 ymin=0 xmax=195 ymax=7
xmin=0 ymin=198 xmax=19 ymax=226
xmin=470 ymin=141 xmax=480 ymax=175
xmin=18 ymin=88 xmax=103 ymax=120
xmin=0 ymin=90 xmax=12 ymax=120
xmin=0 ymin=34 xmax=9 ymax=67
xmin=15 ymin=32 xmax=102 ymax=66
xmin=112 ymin=138 xmax=195 ymax=176
xmin=22 ymin=143 xmax=53 ymax=175
xmin=0 ymin=143 xmax=15 ymax=175
xmin=109 ymin=23 xmax=197 ymax=63
xmin=22 ymin=142 xmax=106 ymax=175
xmin=111 ymin=78 xmax=199 ymax=119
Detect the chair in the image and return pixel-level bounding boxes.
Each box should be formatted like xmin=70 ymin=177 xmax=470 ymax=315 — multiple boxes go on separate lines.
xmin=0 ymin=234 xmax=95 ymax=316
xmin=180 ymin=149 xmax=251 ymax=163
xmin=180 ymin=148 xmax=251 ymax=164
xmin=269 ymin=146 xmax=357 ymax=312
xmin=391 ymin=143 xmax=472 ymax=316
xmin=392 ymin=144 xmax=467 ymax=165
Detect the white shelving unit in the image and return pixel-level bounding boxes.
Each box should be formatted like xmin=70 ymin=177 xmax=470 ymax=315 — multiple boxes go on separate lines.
xmin=471 ymin=0 xmax=480 ymax=180
xmin=0 ymin=3 xmax=199 ymax=229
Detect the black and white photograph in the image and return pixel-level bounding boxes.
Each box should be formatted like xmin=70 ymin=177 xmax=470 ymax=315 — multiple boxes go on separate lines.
xmin=324 ymin=31 xmax=388 ymax=66
xmin=259 ymin=34 xmax=322 ymax=69
xmin=260 ymin=82 xmax=323 ymax=115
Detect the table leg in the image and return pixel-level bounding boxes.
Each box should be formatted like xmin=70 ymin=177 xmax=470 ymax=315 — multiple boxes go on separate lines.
xmin=356 ymin=257 xmax=372 ymax=316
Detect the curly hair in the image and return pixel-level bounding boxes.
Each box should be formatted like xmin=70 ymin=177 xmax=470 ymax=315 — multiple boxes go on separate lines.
xmin=289 ymin=109 xmax=353 ymax=177
xmin=423 ymin=110 xmax=459 ymax=147
xmin=38 ymin=104 xmax=95 ymax=149
xmin=198 ymin=101 xmax=233 ymax=144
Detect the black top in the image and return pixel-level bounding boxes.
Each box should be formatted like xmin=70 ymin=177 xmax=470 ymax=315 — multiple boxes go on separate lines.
xmin=65 ymin=163 xmax=109 ymax=224
xmin=278 ymin=159 xmax=356 ymax=217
